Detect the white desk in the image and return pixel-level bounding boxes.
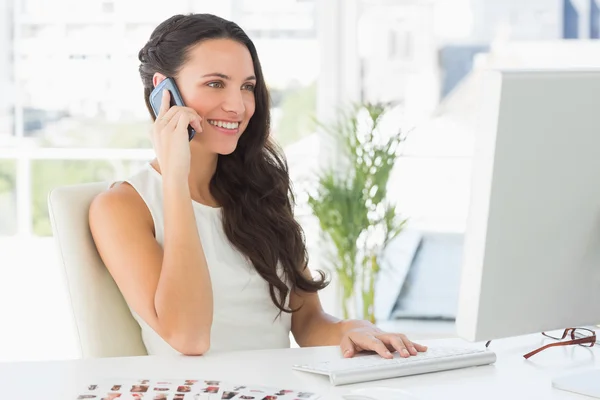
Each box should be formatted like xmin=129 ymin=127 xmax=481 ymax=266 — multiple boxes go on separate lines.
xmin=0 ymin=334 xmax=598 ymax=400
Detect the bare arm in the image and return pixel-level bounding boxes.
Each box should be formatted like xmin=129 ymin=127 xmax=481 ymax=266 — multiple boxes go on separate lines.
xmin=290 ymin=268 xmax=426 ymax=358
xmin=89 ymin=179 xmax=212 ymax=355
xmin=290 ymin=268 xmax=345 ymax=347
xmin=155 ymin=175 xmax=213 ymax=351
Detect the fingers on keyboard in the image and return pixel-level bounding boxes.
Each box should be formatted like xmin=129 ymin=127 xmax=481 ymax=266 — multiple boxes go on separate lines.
xmin=384 ymin=335 xmax=411 ymax=357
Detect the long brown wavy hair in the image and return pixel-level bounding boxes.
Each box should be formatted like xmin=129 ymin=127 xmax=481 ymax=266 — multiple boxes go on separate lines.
xmin=138 ymin=13 xmax=329 ymax=314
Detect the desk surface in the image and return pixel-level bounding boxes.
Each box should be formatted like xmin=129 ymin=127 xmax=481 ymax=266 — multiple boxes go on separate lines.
xmin=0 ymin=334 xmax=598 ymax=400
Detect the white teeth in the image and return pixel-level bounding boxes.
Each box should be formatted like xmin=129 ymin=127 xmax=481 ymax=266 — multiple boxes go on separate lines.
xmin=209 ymin=120 xmax=239 ymax=129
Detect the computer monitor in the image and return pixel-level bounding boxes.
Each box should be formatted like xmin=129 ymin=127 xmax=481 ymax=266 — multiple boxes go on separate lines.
xmin=456 ymin=68 xmax=600 ymax=343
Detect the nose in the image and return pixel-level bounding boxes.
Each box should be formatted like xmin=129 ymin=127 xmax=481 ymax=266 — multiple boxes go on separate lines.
xmin=222 ymin=88 xmax=246 ymax=117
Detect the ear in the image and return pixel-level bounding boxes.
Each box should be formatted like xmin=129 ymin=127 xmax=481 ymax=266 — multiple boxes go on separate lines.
xmin=152 ymin=72 xmax=167 ymax=88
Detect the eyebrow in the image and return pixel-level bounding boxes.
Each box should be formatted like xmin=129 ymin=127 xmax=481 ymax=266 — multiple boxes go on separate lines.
xmin=201 ymin=73 xmax=256 ymax=81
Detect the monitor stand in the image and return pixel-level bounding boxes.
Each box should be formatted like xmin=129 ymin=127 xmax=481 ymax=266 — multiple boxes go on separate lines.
xmin=552 ymin=369 xmax=600 ymax=398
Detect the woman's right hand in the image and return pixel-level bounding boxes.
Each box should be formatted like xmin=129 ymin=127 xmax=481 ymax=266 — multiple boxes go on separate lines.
xmin=152 ymin=89 xmax=203 ymax=180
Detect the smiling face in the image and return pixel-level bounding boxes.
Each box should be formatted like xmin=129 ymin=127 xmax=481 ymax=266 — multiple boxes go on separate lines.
xmin=154 ymin=38 xmax=257 ymax=155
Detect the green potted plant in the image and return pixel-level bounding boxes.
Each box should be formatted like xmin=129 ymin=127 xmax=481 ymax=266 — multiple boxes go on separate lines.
xmin=308 ymin=102 xmax=407 ymax=323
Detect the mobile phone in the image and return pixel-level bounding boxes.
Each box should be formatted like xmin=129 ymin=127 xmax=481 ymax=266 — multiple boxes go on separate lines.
xmin=149 ymin=77 xmax=196 ymax=141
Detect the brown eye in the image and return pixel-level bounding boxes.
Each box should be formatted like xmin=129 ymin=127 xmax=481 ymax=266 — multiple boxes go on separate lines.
xmin=242 ymin=83 xmax=255 ymax=91
xmin=207 ymin=81 xmax=224 ymax=88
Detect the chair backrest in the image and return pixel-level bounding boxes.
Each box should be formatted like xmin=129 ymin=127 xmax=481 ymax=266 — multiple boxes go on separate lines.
xmin=48 ymin=182 xmax=147 ymax=358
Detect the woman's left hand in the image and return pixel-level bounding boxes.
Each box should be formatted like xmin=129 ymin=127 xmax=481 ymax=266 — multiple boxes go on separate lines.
xmin=340 ymin=323 xmax=428 ymax=359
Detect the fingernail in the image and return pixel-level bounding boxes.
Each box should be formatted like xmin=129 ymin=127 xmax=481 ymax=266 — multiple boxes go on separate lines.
xmin=411 ymin=347 xmax=417 ymax=353
xmin=386 ymin=351 xmax=392 ymax=357
xmin=344 ymin=350 xmax=351 ymax=357
xmin=402 ymin=349 xmax=410 ymax=357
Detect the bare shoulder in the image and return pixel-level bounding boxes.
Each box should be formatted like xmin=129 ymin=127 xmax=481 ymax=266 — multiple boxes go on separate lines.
xmin=89 ymin=181 xmax=153 ymax=233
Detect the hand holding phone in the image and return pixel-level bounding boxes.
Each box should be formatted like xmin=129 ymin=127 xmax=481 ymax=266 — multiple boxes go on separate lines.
xmin=149 ymin=77 xmax=197 ymax=141
xmin=151 ymin=83 xmax=202 ymax=180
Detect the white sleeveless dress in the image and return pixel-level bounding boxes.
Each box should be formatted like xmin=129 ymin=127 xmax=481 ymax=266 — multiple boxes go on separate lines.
xmin=120 ymin=162 xmax=292 ymax=355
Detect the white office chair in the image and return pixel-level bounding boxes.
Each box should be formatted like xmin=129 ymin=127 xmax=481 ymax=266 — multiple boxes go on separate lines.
xmin=48 ymin=182 xmax=148 ymax=359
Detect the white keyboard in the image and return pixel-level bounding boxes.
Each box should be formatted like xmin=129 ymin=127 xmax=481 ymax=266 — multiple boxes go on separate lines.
xmin=292 ymin=346 xmax=497 ymax=386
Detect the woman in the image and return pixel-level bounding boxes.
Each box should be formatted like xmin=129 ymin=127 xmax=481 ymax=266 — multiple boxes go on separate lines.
xmin=89 ymin=13 xmax=427 ymax=358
